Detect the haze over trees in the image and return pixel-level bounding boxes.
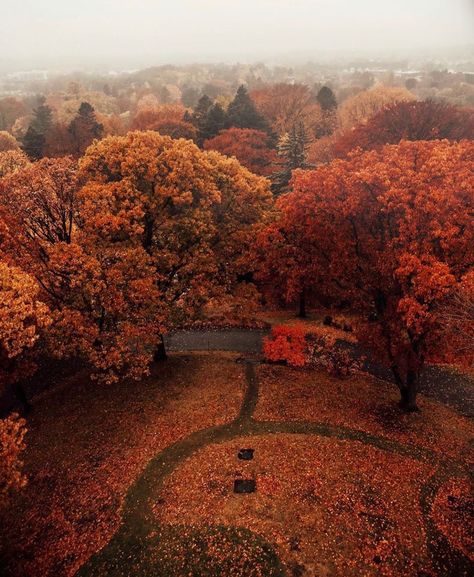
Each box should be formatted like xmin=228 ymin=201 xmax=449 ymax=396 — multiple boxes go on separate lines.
xmin=0 ymin=44 xmax=473 ymax=557
xmin=0 ymin=67 xmax=472 ymax=412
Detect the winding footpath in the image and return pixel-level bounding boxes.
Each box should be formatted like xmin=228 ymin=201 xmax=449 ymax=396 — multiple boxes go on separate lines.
xmin=77 ymin=356 xmax=473 ymax=577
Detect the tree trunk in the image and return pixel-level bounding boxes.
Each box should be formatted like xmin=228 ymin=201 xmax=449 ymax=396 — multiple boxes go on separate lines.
xmin=153 ymin=334 xmax=167 ymax=362
xmin=11 ymin=381 xmax=32 ymax=415
xmin=142 ymin=213 xmax=154 ymax=254
xmin=298 ymin=290 xmax=307 ymax=319
xmin=398 ymin=370 xmax=419 ymax=412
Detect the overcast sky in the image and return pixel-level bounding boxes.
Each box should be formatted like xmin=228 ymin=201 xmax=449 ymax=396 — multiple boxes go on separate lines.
xmin=1 ymin=0 xmax=473 ymax=71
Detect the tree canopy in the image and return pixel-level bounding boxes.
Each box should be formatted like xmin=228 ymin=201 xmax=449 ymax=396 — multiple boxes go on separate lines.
xmin=257 ymin=139 xmax=474 ymax=410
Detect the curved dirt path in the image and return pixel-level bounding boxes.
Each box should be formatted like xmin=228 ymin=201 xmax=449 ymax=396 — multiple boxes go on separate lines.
xmin=77 ymin=360 xmax=472 ymax=577
xmin=165 ymin=329 xmax=474 ymax=416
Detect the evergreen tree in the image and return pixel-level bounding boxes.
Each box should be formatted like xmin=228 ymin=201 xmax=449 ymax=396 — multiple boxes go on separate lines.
xmin=190 ymin=95 xmax=223 ymax=145
xmin=202 ymin=103 xmax=228 ymax=141
xmin=22 ymin=126 xmax=45 ymax=161
xmin=271 ymin=122 xmax=311 ymax=195
xmin=22 ymin=99 xmax=53 ymax=160
xmin=190 ymin=95 xmax=212 ymax=141
xmin=227 ymin=85 xmax=268 ymax=131
xmin=68 ymin=102 xmax=103 ymax=156
xmin=317 ymin=86 xmax=338 ymax=111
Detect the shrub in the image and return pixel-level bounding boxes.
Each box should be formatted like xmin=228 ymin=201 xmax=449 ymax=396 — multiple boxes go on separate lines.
xmin=307 ymin=333 xmax=363 ymax=378
xmin=263 ymin=325 xmax=307 ymax=367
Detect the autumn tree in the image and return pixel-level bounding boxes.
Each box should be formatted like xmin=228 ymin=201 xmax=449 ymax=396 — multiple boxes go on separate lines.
xmin=0 ymin=97 xmax=27 ymax=132
xmin=43 ymin=122 xmax=75 ymax=157
xmin=258 ymin=140 xmax=474 ymax=411
xmin=68 ymin=102 xmax=103 ymax=156
xmin=437 ymin=271 xmax=474 ymax=367
xmin=99 ymin=113 xmax=127 ymax=137
xmin=251 ymin=83 xmax=323 ymax=137
xmin=131 ymin=104 xmax=196 ymax=140
xmin=0 ymin=150 xmax=30 ymax=178
xmin=0 ymin=131 xmax=20 ymax=153
xmin=0 ymin=154 xmax=161 ymax=385
xmin=307 ymin=134 xmax=337 ymax=166
xmin=335 ymin=99 xmax=474 ymax=157
xmin=0 ymin=261 xmax=51 ymax=411
xmin=1 ymin=131 xmax=272 ymax=385
xmin=43 ymin=234 xmax=162 ymax=383
xmin=338 ymin=85 xmax=415 ymax=131
xmin=203 ymin=128 xmax=277 ymax=176
xmin=79 ymin=131 xmax=272 ymax=361
xmin=0 ymin=157 xmax=79 ymax=250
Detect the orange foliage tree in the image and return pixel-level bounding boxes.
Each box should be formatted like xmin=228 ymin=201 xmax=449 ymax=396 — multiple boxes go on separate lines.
xmin=203 ymin=128 xmax=277 ymax=176
xmin=0 ymin=150 xmax=29 ymax=178
xmin=0 ymin=261 xmax=51 ymax=409
xmin=257 ymin=140 xmax=474 ymax=411
xmin=335 ymin=100 xmax=474 ymax=157
xmin=0 ymin=155 xmax=159 ymax=385
xmin=0 ymin=131 xmax=20 ymax=152
xmin=131 ymin=104 xmax=196 ymax=140
xmin=0 ymin=157 xmax=79 ymax=248
xmin=79 ymin=131 xmax=272 ymax=360
xmin=1 ymin=132 xmax=271 ymax=384
xmin=251 ymin=83 xmax=324 ymax=138
xmin=338 ymin=86 xmax=415 ymax=131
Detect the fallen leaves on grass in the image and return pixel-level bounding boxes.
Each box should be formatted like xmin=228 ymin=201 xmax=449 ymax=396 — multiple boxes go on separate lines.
xmin=0 ymin=353 xmax=245 ymax=577
xmin=431 ymin=477 xmax=474 ymax=560
xmin=152 ymin=434 xmax=434 ymax=577
xmin=254 ymin=364 xmax=474 ymax=461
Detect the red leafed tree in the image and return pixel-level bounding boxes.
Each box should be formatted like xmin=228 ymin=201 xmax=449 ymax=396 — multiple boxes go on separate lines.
xmin=131 ymin=104 xmax=196 ymax=140
xmin=0 ymin=156 xmax=79 ymax=247
xmin=335 ymin=100 xmax=474 ymax=157
xmin=203 ymin=128 xmax=277 ymax=176
xmin=257 ymin=140 xmax=474 ymax=411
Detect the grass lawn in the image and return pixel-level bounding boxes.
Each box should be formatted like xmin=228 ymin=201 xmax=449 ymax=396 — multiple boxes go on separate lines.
xmin=1 ymin=352 xmax=472 ymax=577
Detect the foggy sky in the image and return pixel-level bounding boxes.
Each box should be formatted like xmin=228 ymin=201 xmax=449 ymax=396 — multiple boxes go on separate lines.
xmin=2 ymin=0 xmax=473 ymax=71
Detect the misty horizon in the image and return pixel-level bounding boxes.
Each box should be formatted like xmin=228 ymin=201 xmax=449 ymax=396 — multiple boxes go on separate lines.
xmin=1 ymin=0 xmax=473 ymax=73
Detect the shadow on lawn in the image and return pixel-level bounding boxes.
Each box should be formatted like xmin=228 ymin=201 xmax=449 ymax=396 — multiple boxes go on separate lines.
xmin=76 ymin=524 xmax=286 ymax=577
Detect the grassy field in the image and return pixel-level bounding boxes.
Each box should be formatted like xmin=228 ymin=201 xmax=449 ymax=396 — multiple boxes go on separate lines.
xmin=1 ymin=352 xmax=472 ymax=577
